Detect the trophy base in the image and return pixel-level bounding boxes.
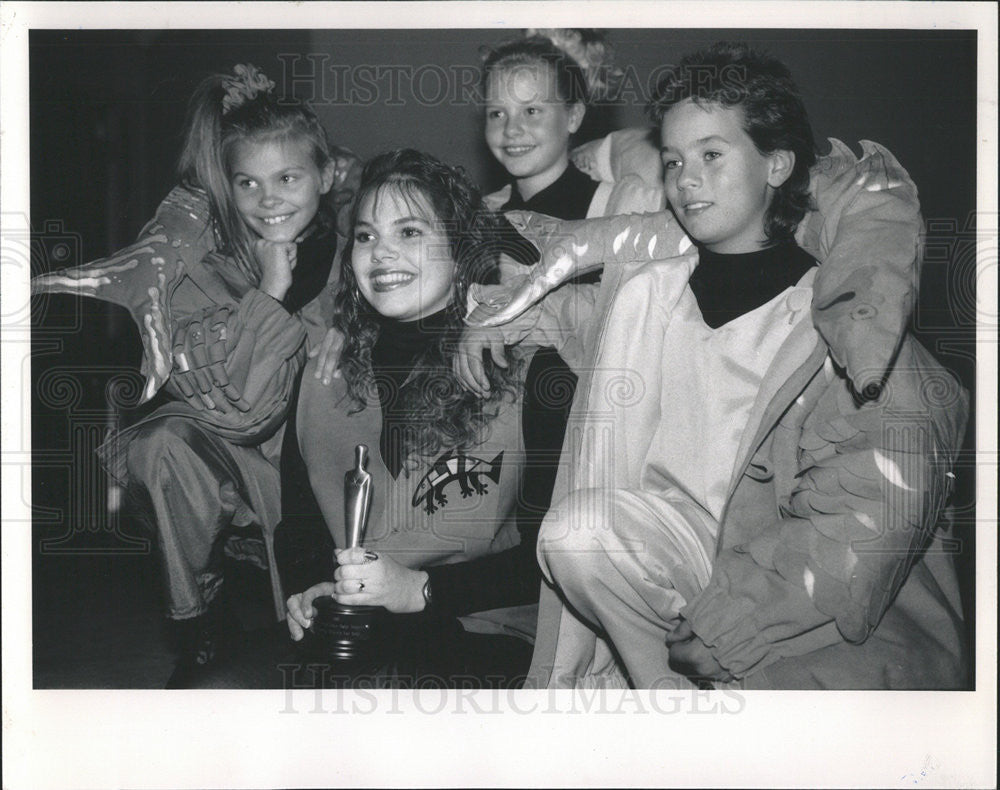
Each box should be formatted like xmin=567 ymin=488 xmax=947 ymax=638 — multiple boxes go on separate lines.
xmin=310 ymin=597 xmax=385 ymax=662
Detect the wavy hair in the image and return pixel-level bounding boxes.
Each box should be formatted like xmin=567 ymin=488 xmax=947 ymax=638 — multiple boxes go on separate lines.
xmin=334 ymin=149 xmax=521 ymax=464
xmin=177 ymin=66 xmax=336 ymax=281
xmin=648 ymin=42 xmax=817 ymax=243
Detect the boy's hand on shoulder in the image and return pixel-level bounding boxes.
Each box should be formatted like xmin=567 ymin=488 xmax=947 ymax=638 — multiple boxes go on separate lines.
xmin=254 ymin=239 xmax=297 ymax=302
xmin=454 ymin=325 xmax=508 ymax=397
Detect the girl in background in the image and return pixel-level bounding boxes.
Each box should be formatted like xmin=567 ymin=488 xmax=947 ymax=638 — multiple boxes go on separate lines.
xmin=482 ymin=29 xmax=660 ymax=219
xmin=479 ymin=30 xmax=662 ymax=541
xmin=483 ymin=32 xmax=590 ymax=217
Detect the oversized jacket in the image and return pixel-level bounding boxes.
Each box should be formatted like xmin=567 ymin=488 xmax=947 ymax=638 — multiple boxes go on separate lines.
xmin=31 ymin=143 xmax=362 ymax=403
xmin=32 ymin=184 xmax=340 ymax=480
xmin=495 ymin=140 xmax=968 ymax=689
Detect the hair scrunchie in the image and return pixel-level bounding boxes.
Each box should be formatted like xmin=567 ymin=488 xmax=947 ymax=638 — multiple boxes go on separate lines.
xmin=221 ymin=63 xmax=276 ymax=115
xmin=525 ymin=28 xmax=624 ymax=101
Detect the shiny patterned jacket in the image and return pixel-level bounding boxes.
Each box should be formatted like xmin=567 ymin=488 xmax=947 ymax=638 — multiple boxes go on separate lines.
xmin=30 ymin=146 xmax=362 ymax=404
xmin=506 ymin=139 xmax=968 ymax=688
xmin=32 ymin=185 xmax=342 ymax=481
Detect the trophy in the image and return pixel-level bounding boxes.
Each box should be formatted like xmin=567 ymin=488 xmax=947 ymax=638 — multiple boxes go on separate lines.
xmin=310 ymin=444 xmax=386 ymax=661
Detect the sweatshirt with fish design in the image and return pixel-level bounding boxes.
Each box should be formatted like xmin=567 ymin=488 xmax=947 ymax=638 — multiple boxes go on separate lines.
xmin=293 ymin=347 xmax=540 ymax=640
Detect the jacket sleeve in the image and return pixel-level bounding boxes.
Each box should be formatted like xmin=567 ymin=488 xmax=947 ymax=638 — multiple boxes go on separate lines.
xmin=681 ymin=344 xmax=968 ymax=679
xmin=484 ymin=282 xmax=600 ymax=374
xmin=797 ymin=139 xmax=923 ymax=393
xmin=163 ymin=287 xmax=307 ymax=445
xmin=571 ymin=127 xmax=667 ymax=216
xmin=487 ymin=211 xmax=691 ymax=368
xmin=503 ymin=209 xmax=690 ymax=282
xmin=31 ymin=184 xmax=216 ymax=402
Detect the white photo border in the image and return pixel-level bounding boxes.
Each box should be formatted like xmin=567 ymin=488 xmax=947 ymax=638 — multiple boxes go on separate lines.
xmin=2 ymin=2 xmax=996 ymax=788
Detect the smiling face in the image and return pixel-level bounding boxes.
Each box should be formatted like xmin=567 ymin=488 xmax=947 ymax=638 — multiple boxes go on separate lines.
xmin=484 ymin=64 xmax=584 ymax=200
xmin=351 ymin=185 xmax=457 ymax=322
xmin=229 ymin=136 xmax=335 ymax=243
xmin=659 ymin=99 xmax=791 ymax=254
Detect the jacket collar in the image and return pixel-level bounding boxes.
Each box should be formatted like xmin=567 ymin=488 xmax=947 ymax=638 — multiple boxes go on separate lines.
xmin=799 ymin=139 xmax=920 ymax=395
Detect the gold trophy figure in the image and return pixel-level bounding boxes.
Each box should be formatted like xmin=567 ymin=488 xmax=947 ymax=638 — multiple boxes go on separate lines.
xmin=311 ymin=444 xmax=385 ymax=661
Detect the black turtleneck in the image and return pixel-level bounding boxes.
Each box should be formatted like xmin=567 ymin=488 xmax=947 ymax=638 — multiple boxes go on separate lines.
xmin=502 ymin=161 xmax=599 ymax=220
xmin=373 ymin=308 xmax=543 ymax=618
xmin=371 ymin=310 xmax=453 ymax=479
xmin=495 ymin=163 xmax=600 ymax=275
xmin=280 ymin=220 xmax=338 ymax=314
xmin=689 ymin=239 xmax=817 ymax=329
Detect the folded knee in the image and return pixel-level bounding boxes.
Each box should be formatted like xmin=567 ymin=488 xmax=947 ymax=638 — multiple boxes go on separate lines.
xmin=126 ymin=417 xmax=202 ymax=481
xmin=538 ymin=488 xmax=624 ymax=584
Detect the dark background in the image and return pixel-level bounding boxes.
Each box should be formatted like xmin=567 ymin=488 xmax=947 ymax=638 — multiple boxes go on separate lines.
xmin=29 ymin=29 xmax=978 ymax=687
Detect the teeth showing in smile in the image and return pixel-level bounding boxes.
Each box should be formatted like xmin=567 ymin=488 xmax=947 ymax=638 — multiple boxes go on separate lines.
xmin=372 ymin=271 xmax=415 ymax=290
xmin=684 ymin=202 xmax=711 ymax=211
xmin=262 ymin=214 xmax=292 ymax=225
xmin=504 ymin=146 xmax=535 ymax=155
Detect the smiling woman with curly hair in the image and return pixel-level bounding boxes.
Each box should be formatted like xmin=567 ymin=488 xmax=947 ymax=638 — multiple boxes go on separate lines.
xmin=332 ymin=149 xmax=522 ymax=464
xmin=267 ymin=149 xmax=546 ymax=689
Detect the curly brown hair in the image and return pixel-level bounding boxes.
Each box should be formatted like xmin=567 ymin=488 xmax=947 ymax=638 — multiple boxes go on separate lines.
xmin=333 ymin=149 xmax=522 ymax=466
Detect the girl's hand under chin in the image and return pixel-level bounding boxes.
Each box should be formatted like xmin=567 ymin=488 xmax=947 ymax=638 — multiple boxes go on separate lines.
xmin=254 ymin=238 xmax=297 ymax=302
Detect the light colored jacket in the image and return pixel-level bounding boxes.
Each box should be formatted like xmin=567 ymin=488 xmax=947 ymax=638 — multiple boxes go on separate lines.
xmin=504 ymin=138 xmax=968 ymax=688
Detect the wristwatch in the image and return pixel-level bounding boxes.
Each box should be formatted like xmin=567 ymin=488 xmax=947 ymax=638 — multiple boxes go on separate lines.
xmin=421 ymin=576 xmax=433 ymax=609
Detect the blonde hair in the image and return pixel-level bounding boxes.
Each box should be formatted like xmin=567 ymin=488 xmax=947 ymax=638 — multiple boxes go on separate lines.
xmin=177 ymin=64 xmax=334 ymax=280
